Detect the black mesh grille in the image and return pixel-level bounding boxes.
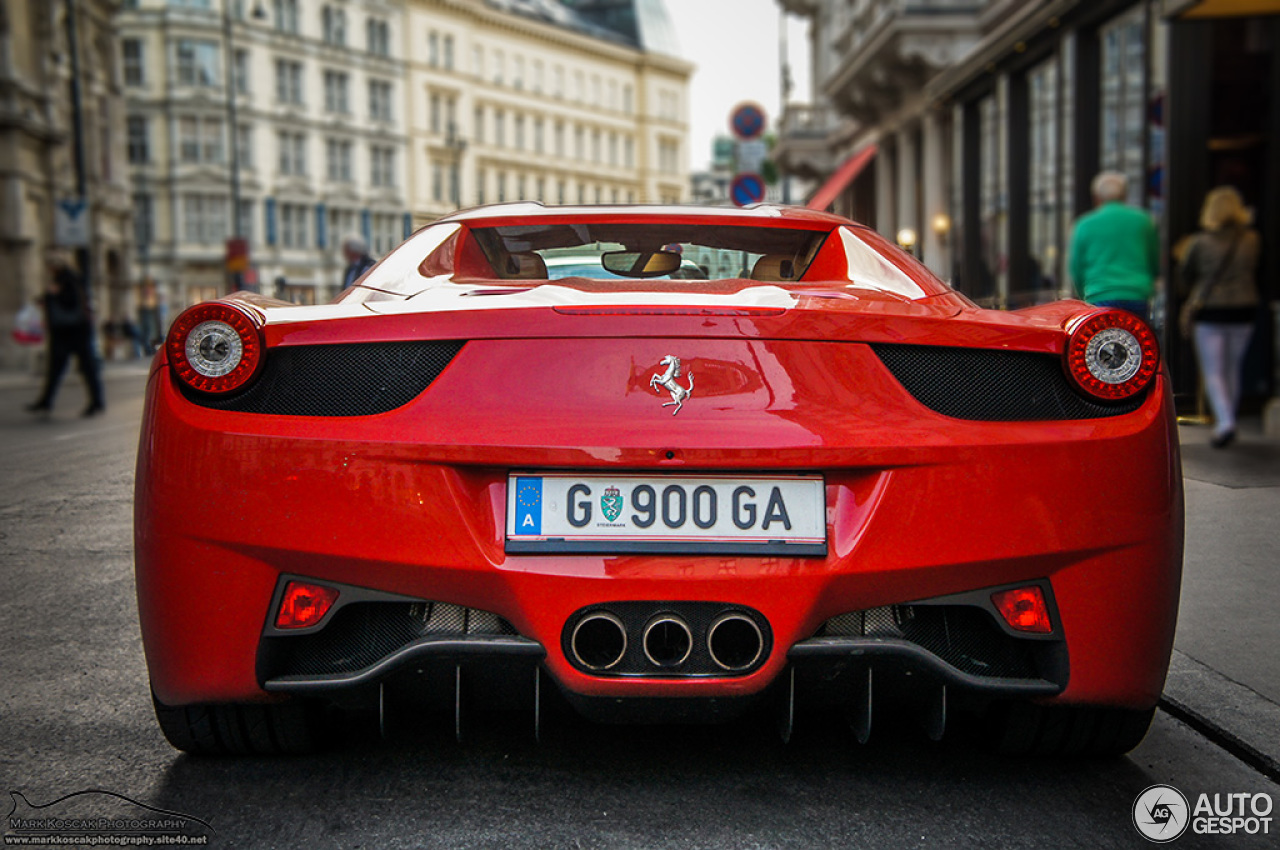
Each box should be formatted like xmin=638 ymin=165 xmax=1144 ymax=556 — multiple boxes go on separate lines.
xmin=871 ymin=343 xmax=1146 ymax=421
xmin=818 ymin=605 xmax=1038 ymax=679
xmin=266 ymin=601 xmax=517 ymax=677
xmin=183 ymin=341 xmax=465 ymax=416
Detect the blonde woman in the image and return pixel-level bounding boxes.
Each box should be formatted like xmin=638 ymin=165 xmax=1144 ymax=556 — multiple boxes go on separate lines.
xmin=1179 ymin=187 xmax=1260 ymax=448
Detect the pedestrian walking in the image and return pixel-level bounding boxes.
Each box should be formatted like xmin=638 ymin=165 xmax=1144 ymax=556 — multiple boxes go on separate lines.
xmin=26 ymin=253 xmax=105 ymax=417
xmin=1068 ymin=171 xmax=1159 ymax=323
xmin=1178 ymin=186 xmax=1260 ymax=448
xmin=339 ymin=235 xmax=376 ymax=293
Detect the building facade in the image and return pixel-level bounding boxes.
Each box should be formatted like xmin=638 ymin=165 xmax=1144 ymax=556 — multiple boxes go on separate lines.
xmin=778 ymin=0 xmax=1279 ymax=411
xmin=405 ymin=0 xmax=692 ymax=224
xmin=120 ymin=0 xmax=412 ymax=308
xmin=0 ymin=0 xmax=132 ymax=369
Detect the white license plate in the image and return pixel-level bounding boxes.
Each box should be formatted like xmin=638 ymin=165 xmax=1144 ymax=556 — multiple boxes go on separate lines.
xmin=505 ymin=473 xmax=826 ymax=555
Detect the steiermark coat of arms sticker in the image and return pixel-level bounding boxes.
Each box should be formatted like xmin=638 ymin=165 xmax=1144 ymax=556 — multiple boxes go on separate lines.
xmin=601 ymin=486 xmax=624 ymax=523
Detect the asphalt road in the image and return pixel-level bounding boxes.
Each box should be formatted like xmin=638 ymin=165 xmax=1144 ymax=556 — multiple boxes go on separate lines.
xmin=1 ymin=367 xmax=1276 ymax=849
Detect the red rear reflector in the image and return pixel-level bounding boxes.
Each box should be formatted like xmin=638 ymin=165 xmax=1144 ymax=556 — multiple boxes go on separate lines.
xmin=275 ymin=581 xmax=340 ymax=630
xmin=991 ymin=586 xmax=1053 ymax=634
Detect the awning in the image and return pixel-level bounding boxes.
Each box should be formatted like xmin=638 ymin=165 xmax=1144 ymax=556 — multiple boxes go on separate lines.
xmin=1172 ymin=0 xmax=1280 ymax=17
xmin=805 ymin=145 xmax=877 ymax=211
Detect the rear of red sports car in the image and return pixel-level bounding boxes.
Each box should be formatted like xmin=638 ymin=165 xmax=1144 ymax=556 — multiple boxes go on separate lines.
xmin=134 ymin=205 xmax=1182 ymax=756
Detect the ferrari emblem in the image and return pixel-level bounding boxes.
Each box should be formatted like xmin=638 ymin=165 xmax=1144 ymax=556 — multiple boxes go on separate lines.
xmin=601 ymin=486 xmax=623 ymax=522
xmin=649 ymin=355 xmax=693 ymax=415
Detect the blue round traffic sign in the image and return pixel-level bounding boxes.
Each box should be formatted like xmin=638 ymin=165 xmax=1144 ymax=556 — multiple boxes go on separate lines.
xmin=730 ymin=102 xmax=766 ymax=141
xmin=730 ymin=173 xmax=766 ymax=207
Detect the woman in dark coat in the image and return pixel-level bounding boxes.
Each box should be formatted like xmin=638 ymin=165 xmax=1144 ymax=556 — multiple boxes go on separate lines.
xmin=26 ymin=254 xmax=105 ymax=417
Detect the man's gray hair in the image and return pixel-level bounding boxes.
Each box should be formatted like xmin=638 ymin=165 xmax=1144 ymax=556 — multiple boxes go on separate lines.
xmin=342 ymin=234 xmax=368 ymax=254
xmin=1091 ymin=171 xmax=1129 ymax=203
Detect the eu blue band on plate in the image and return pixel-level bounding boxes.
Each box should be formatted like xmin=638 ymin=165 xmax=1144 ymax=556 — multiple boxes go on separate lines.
xmin=514 ymin=477 xmax=542 ymax=535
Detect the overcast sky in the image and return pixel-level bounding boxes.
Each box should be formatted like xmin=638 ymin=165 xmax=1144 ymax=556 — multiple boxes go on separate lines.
xmin=663 ymin=0 xmax=812 ymax=172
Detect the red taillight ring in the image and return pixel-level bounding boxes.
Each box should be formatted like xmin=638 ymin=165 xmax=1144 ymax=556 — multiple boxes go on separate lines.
xmin=1064 ymin=309 xmax=1159 ymax=401
xmin=165 ymin=302 xmax=264 ymax=395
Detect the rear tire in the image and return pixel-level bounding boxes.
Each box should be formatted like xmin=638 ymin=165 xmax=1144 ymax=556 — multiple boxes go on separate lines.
xmin=985 ymin=701 xmax=1155 ymax=757
xmin=152 ymin=690 xmax=327 ymax=755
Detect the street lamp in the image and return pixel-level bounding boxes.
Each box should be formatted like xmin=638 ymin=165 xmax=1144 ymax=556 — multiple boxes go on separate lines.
xmin=445 ymin=121 xmax=467 ymax=210
xmin=223 ymin=0 xmax=268 ymax=292
xmin=896 ymin=227 xmax=919 ymax=256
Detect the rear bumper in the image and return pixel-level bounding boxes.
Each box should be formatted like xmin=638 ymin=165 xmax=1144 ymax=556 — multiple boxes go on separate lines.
xmin=135 ymin=350 xmax=1182 ymax=712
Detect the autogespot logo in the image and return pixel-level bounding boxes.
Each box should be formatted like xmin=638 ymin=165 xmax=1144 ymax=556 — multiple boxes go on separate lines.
xmin=1134 ymin=784 xmax=1190 ymax=843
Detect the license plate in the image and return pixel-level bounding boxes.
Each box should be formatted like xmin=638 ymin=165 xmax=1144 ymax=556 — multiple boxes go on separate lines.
xmin=505 ymin=473 xmax=826 ymax=556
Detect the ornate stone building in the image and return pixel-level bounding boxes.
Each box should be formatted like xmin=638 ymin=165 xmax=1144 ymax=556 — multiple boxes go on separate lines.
xmin=0 ymin=0 xmax=132 ymax=368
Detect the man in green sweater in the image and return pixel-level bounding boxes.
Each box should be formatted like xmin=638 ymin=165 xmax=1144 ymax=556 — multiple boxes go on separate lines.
xmin=1068 ymin=171 xmax=1159 ymax=323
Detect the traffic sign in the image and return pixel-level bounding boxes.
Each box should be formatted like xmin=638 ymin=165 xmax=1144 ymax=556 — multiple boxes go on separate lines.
xmin=730 ymin=173 xmax=766 ymax=207
xmin=730 ymin=102 xmax=767 ymax=141
xmin=54 ymin=198 xmax=90 ymax=247
xmin=736 ymin=139 xmax=768 ymax=174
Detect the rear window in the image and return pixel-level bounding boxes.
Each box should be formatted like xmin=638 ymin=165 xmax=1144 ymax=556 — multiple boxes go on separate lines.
xmin=468 ymin=223 xmax=829 ymax=283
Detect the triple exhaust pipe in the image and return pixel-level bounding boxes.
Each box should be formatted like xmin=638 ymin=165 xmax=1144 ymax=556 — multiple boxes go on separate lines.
xmin=569 ymin=610 xmax=765 ymax=673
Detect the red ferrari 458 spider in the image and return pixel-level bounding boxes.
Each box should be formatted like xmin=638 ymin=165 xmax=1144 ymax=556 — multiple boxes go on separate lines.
xmin=135 ymin=204 xmax=1182 ymax=756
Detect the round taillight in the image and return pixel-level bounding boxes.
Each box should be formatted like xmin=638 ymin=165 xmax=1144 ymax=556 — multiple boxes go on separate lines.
xmin=1064 ymin=309 xmax=1159 ymax=401
xmin=165 ymin=303 xmax=263 ymax=394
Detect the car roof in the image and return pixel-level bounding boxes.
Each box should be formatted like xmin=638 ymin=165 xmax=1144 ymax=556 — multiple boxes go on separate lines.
xmin=434 ymin=202 xmax=855 ymax=228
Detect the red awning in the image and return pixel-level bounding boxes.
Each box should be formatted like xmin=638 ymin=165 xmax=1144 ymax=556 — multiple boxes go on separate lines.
xmin=805 ymin=145 xmax=878 ymax=211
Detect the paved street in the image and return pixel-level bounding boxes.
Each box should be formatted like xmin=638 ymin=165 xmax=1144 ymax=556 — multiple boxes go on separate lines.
xmin=1 ymin=366 xmax=1277 ymax=849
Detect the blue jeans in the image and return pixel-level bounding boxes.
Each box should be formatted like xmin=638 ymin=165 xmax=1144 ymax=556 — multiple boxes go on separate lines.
xmin=1092 ymin=299 xmax=1150 ymax=324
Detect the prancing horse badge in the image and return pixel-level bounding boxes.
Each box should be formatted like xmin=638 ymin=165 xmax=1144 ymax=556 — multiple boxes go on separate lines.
xmin=649 ymin=355 xmax=693 ymax=415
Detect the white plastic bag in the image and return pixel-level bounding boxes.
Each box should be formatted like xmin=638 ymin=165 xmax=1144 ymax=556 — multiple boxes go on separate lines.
xmin=12 ymin=303 xmax=44 ymax=345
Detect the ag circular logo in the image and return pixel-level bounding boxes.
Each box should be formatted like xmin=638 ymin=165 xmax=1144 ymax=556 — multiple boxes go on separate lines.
xmin=1134 ymin=785 xmax=1190 ymax=842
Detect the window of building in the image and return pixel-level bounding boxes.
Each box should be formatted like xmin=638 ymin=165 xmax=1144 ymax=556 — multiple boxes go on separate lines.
xmin=493 ymin=50 xmax=505 ymax=85
xmin=608 ymin=132 xmax=617 ymax=166
xmin=607 ymin=79 xmax=617 ymax=111
xmin=532 ymin=59 xmax=544 ymax=94
xmin=323 ymin=70 xmax=349 ymax=113
xmin=476 ymin=167 xmax=486 ymax=204
xmin=182 ymin=194 xmax=228 ymax=245
xmin=133 ymin=193 xmax=153 ymax=247
xmin=322 ymin=6 xmax=346 ymax=46
xmin=622 ymin=84 xmax=633 ymax=114
xmin=369 ymin=80 xmax=393 ymax=121
xmin=326 ymin=138 xmax=353 ymax=181
xmin=236 ymin=124 xmax=254 ymax=169
xmin=122 ymin=39 xmax=145 ymax=87
xmin=443 ymin=35 xmax=454 ymax=70
xmin=517 ymin=174 xmax=526 ymax=200
xmin=590 ymin=74 xmax=601 ymax=106
xmin=495 ymin=110 xmax=506 ymax=147
xmin=275 ymin=59 xmax=303 ymax=104
xmin=278 ymin=130 xmax=307 ymax=175
xmin=554 ymin=121 xmax=564 ymax=157
xmin=577 ymin=183 xmax=585 ymax=204
xmin=472 ymin=45 xmax=484 ymax=79
xmin=237 ymin=200 xmax=255 ymax=242
xmin=497 ymin=171 xmax=506 ymax=203
xmin=624 ymin=136 xmax=634 ymax=168
xmin=591 ymin=129 xmax=600 ymax=163
xmin=367 ymin=18 xmax=390 ymax=56
xmin=557 ymin=179 xmax=566 ymax=205
xmin=273 ymin=0 xmax=299 ymax=35
xmin=126 ymin=116 xmax=149 ymax=164
xmin=232 ymin=49 xmax=249 ymax=94
xmin=572 ymin=70 xmax=583 ymax=102
xmin=1100 ymin=9 xmax=1147 ymax=206
xmin=328 ymin=207 xmax=358 ymax=249
xmin=1027 ymin=56 xmax=1063 ymax=300
xmin=514 ymin=114 xmax=525 ymax=150
xmin=474 ymin=105 xmax=485 ymax=143
xmin=372 ymin=213 xmax=399 ymax=256
xmin=533 ymin=118 xmax=544 ymax=154
xmin=978 ymin=92 xmax=1006 ymax=302
xmin=430 ymin=93 xmax=441 ymax=133
xmin=513 ymin=56 xmax=525 ymax=90
xmin=536 ymin=177 xmax=545 ymax=201
xmin=175 ymin=39 xmax=219 ymax=87
xmin=432 ymin=161 xmax=444 ymax=202
xmin=280 ymin=203 xmax=310 ymax=248
xmin=574 ymin=125 xmax=583 ymax=159
xmin=428 ymin=31 xmax=439 ymax=67
xmin=371 ymin=145 xmax=396 ymax=187
xmin=553 ymin=65 xmax=564 ymax=98
xmin=178 ymin=115 xmax=224 ymax=163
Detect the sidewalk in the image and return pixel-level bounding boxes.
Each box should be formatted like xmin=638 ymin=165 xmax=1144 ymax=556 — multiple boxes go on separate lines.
xmin=0 ymin=358 xmax=152 ymax=391
xmin=1168 ymin=416 xmax=1280 ymax=779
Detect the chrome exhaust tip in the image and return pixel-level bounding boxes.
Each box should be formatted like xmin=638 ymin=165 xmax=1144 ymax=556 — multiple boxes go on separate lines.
xmin=642 ymin=615 xmax=693 ymax=668
xmin=707 ymin=613 xmax=764 ymax=671
xmin=570 ymin=612 xmax=628 ymax=671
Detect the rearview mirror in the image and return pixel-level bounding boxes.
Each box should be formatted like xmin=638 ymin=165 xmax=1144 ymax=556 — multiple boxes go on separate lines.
xmin=600 ymin=250 xmax=682 ymax=278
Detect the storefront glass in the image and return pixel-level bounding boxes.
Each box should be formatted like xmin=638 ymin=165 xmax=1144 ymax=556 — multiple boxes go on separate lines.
xmin=1100 ymin=8 xmax=1147 ymax=205
xmin=1027 ymin=56 xmax=1062 ymax=301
